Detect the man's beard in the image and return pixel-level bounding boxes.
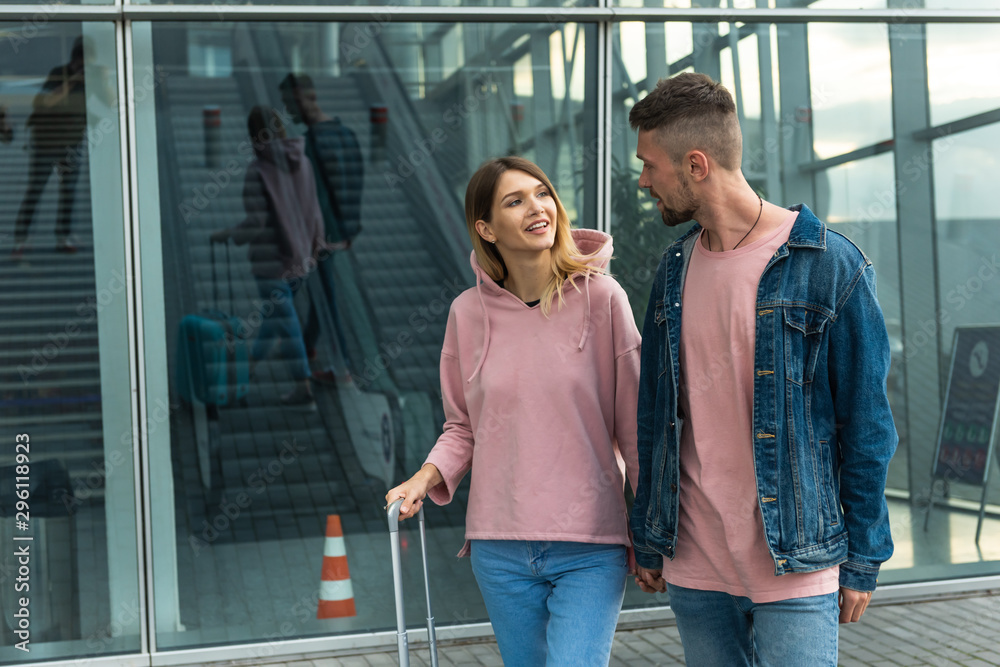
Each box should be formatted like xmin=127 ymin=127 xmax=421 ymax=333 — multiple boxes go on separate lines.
xmin=656 ymin=180 xmax=697 ymax=227
xmin=660 ymin=205 xmax=696 ymax=228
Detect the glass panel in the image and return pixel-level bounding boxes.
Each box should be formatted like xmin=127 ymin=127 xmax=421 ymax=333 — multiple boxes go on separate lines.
xmin=0 ymin=22 xmax=141 ymax=665
xmin=926 ymin=25 xmax=1000 ymax=127
xmin=808 ymin=23 xmax=892 ymax=160
xmin=134 ymin=0 xmax=596 ymax=8
xmin=614 ymin=0 xmax=998 ymax=11
xmin=133 ymin=20 xmax=597 ymax=649
xmin=612 ymin=19 xmax=1000 ymax=607
xmin=818 ymin=152 xmax=906 ymax=500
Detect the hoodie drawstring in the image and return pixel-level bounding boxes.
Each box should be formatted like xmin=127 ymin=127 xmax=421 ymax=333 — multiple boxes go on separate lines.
xmin=579 ymin=272 xmax=592 ymax=350
xmin=467 ymin=273 xmax=491 ymax=383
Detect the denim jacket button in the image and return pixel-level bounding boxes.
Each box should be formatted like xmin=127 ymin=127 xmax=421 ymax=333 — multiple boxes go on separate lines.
xmin=670 ymin=484 xmax=677 ymax=492
xmin=674 ymin=302 xmax=680 ymax=307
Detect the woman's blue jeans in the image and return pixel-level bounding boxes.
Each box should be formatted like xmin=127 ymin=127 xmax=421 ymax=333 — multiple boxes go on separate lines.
xmin=252 ymin=278 xmax=309 ymax=381
xmin=667 ymin=583 xmax=839 ymax=666
xmin=470 ymin=540 xmax=628 ymax=667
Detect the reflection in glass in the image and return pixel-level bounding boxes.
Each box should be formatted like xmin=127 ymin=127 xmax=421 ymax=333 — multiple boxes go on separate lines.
xmin=0 ymin=22 xmax=139 ymax=665
xmin=611 ymin=18 xmax=1000 ymax=596
xmin=137 ymin=20 xmax=596 ymax=649
xmin=808 ymin=23 xmax=892 ymax=160
xmin=926 ymin=25 xmax=1000 ymax=128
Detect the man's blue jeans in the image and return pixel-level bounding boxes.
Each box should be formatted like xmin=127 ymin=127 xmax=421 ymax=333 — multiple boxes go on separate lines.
xmin=667 ymin=583 xmax=839 ymax=666
xmin=470 ymin=540 xmax=627 ymax=667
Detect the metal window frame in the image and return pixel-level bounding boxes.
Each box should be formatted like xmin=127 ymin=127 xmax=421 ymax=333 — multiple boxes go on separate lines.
xmin=2 ymin=5 xmax=1000 ymax=21
xmin=4 ymin=4 xmax=1000 ymax=665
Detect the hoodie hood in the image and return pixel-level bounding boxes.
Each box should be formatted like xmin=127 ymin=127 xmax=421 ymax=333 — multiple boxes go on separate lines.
xmin=465 ymin=228 xmax=614 ymax=382
xmin=254 ymin=136 xmax=306 ymax=172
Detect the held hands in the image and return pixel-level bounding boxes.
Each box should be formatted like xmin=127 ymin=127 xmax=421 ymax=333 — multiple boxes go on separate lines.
xmin=385 ymin=463 xmax=443 ymax=521
xmin=634 ymin=565 xmax=666 ymax=594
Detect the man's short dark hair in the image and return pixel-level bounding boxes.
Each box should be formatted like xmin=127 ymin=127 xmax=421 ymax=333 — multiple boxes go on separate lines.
xmin=629 ymin=72 xmax=743 ymax=171
xmin=279 ymin=72 xmax=315 ymax=94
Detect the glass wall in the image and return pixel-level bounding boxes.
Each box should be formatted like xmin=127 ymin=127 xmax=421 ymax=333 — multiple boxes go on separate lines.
xmin=612 ymin=19 xmax=1000 ymax=591
xmin=0 ymin=21 xmax=142 ymax=664
xmin=133 ymin=20 xmax=597 ymax=650
xmin=1 ymin=3 xmax=1000 ymax=664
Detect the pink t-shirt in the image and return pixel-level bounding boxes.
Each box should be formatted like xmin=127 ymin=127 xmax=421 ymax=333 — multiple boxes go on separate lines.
xmin=662 ymin=210 xmax=840 ymax=603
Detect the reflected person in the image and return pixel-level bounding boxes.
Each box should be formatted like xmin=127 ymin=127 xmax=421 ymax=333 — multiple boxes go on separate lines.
xmin=386 ymin=157 xmax=641 ymax=666
xmin=0 ymin=105 xmax=13 ymax=145
xmin=279 ymin=73 xmax=362 ymax=380
xmin=13 ymin=37 xmax=88 ymax=258
xmin=211 ymin=106 xmax=327 ymax=410
xmin=628 ymin=73 xmax=897 ymax=665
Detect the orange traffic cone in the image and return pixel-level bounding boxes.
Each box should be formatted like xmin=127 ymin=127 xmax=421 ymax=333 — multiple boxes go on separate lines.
xmin=317 ymin=515 xmax=357 ymax=618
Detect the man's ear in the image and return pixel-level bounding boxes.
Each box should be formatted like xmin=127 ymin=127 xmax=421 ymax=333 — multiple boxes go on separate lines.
xmin=475 ymin=219 xmax=494 ymax=244
xmin=685 ymin=150 xmax=710 ymax=182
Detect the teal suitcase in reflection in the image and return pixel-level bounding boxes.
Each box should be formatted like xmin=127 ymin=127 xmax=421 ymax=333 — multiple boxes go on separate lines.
xmin=176 ymin=240 xmax=250 ymax=407
xmin=177 ymin=311 xmax=249 ymax=407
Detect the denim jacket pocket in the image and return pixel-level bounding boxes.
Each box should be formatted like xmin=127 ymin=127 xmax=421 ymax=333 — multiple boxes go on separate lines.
xmin=782 ymin=306 xmax=829 ymax=385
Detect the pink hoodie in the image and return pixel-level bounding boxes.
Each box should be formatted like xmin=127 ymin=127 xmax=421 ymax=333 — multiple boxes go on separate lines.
xmin=235 ymin=136 xmax=326 ymax=280
xmin=425 ymin=229 xmax=641 ymax=556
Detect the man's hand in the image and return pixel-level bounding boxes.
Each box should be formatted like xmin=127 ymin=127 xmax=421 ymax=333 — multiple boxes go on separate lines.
xmin=838 ymin=586 xmax=873 ymax=623
xmin=634 ymin=565 xmax=666 ymax=594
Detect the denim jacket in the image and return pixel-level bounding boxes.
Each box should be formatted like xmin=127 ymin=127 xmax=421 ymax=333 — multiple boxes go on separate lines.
xmin=630 ymin=204 xmax=897 ymax=592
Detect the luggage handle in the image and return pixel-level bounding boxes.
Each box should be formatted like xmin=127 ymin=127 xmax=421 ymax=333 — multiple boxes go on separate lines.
xmin=386 ymin=498 xmax=439 ymax=667
xmin=209 ymin=238 xmax=235 ymax=316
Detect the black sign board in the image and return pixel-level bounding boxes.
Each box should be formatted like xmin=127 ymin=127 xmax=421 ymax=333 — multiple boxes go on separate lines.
xmin=931 ymin=326 xmax=1000 ymax=485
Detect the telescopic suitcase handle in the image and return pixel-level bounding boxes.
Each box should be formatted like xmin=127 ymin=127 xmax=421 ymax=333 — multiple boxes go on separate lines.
xmin=386 ymin=498 xmax=439 ymax=667
xmin=209 ymin=238 xmax=235 ymax=314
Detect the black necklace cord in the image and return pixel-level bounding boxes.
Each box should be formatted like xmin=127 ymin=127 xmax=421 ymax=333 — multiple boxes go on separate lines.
xmin=707 ymin=193 xmax=764 ymax=252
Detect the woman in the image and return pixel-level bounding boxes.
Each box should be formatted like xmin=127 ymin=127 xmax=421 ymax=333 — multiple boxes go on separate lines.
xmin=211 ymin=105 xmax=326 ymax=409
xmin=385 ymin=156 xmax=640 ymax=666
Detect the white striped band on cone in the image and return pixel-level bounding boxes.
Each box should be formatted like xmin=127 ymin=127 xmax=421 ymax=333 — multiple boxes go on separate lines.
xmin=317 ymin=515 xmax=357 ymax=618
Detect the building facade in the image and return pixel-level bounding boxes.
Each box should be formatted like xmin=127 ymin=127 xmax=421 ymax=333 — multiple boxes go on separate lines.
xmin=1 ymin=0 xmax=999 ymax=664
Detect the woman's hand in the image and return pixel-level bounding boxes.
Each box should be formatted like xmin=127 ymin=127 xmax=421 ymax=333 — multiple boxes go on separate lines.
xmin=385 ymin=464 xmax=443 ymax=521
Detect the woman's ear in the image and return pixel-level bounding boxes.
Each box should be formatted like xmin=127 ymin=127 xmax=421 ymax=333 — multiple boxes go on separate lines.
xmin=475 ymin=219 xmax=495 ymax=244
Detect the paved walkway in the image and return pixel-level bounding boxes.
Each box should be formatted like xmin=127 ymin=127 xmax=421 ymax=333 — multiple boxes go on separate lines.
xmin=257 ymin=593 xmax=1000 ymax=666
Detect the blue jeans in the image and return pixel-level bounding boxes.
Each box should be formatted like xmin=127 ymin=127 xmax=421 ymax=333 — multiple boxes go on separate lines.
xmin=470 ymin=540 xmax=627 ymax=667
xmin=667 ymin=583 xmax=839 ymax=666
xmin=252 ymin=279 xmax=310 ymax=381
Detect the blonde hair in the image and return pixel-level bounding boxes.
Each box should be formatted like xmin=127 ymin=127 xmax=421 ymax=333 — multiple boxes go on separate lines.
xmin=464 ymin=156 xmax=603 ymax=315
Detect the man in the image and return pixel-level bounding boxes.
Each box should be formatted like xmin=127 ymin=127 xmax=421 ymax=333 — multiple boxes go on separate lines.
xmin=279 ymin=73 xmax=363 ymax=381
xmin=628 ymin=72 xmax=897 ymax=665
xmin=279 ymin=73 xmax=363 ymax=247
xmin=0 ymin=104 xmax=13 ymax=144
